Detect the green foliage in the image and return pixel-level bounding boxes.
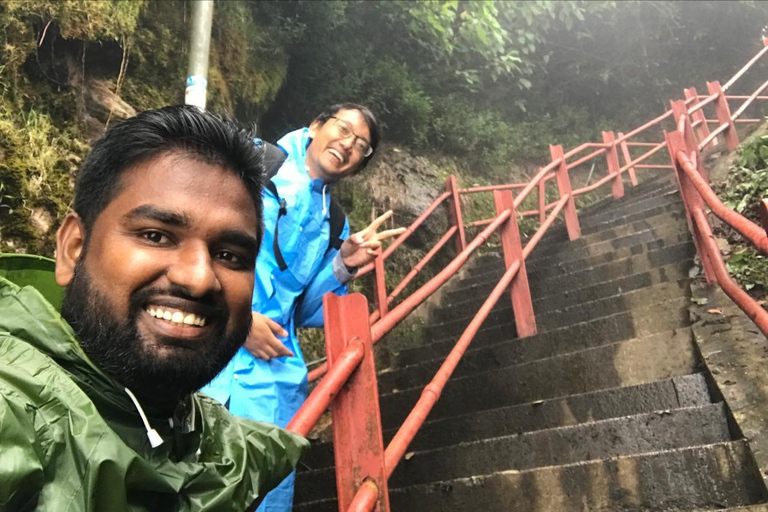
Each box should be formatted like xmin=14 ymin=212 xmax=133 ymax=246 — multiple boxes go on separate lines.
xmin=719 ymin=134 xmax=768 ymax=294
xmin=721 ymin=135 xmax=768 ymax=219
xmin=0 ymin=101 xmax=87 ymax=254
xmin=726 ymin=247 xmax=768 ymax=291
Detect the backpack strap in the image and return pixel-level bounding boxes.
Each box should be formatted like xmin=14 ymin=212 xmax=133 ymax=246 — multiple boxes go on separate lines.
xmin=328 ymin=198 xmax=346 ymax=250
xmin=256 ymin=138 xmax=290 ymax=271
xmin=255 ymin=138 xmax=348 ymax=271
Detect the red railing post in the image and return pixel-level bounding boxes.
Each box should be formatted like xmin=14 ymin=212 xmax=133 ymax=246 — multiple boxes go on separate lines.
xmin=665 ymin=128 xmax=717 ymax=283
xmin=372 ymin=251 xmax=388 ymax=319
xmin=493 ymin=190 xmax=536 ymax=337
xmin=707 ymin=80 xmax=739 ymax=151
xmin=549 ymin=146 xmax=581 ymax=240
xmin=538 ymin=177 xmax=546 ymax=226
xmin=602 ymin=131 xmax=625 ymax=199
xmin=617 ymin=132 xmax=638 ymax=187
xmin=671 ymin=99 xmax=708 ymax=182
xmin=324 ymin=293 xmax=390 ymax=512
xmin=684 ymin=87 xmax=716 ymax=146
xmin=444 ymin=175 xmax=467 ymax=254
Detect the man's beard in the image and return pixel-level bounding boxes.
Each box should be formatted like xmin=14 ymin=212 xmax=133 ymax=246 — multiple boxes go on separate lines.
xmin=60 ymin=257 xmax=249 ymax=409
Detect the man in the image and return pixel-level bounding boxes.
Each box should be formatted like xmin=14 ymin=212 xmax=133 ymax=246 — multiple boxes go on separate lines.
xmin=202 ymin=104 xmax=403 ymax=511
xmin=0 ymin=106 xmax=307 ymax=511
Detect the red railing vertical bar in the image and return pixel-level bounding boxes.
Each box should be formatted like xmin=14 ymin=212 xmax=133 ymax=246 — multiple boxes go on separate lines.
xmin=602 ymin=131 xmax=625 ymax=198
xmin=549 ymin=147 xmax=581 ymax=240
xmin=538 ymin=178 xmax=546 ymax=226
xmin=373 ymin=251 xmax=388 ymax=319
xmin=324 ymin=293 xmax=390 ymax=512
xmin=617 ymin=131 xmax=638 ymax=186
xmin=494 ymin=190 xmax=537 ymax=337
xmin=445 ymin=175 xmax=467 ymax=253
xmin=671 ymin=99 xmax=708 ymax=182
xmin=685 ymin=87 xmax=715 ymax=146
xmin=707 ymin=81 xmax=739 ymax=151
xmin=666 ymin=129 xmax=717 ymax=283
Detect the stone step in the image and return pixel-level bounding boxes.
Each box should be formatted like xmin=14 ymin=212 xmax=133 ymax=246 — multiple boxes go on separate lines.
xmin=298 ymin=373 xmax=712 ymax=471
xmin=573 ymin=189 xmax=683 ymax=229
xmin=386 ymin=442 xmax=766 ymax=512
xmin=433 ymin=259 xmax=692 ymax=324
xmin=476 ymin=208 xmax=688 ymax=276
xmin=575 ymin=178 xmax=678 ymax=216
xmin=382 ymin=325 xmax=692 ymax=397
xmin=473 ymin=224 xmax=690 ymax=283
xmin=532 ymin=200 xmax=686 ymax=255
xmin=523 ymin=183 xmax=681 ymax=249
xmin=397 ymin=295 xmax=691 ymax=369
xmin=697 ymin=506 xmax=768 ymax=511
xmin=382 ymin=327 xmax=700 ymax=428
xmin=465 ymin=221 xmax=690 ymax=291
xmin=295 ymin=403 xmax=732 ymax=503
xmin=426 ymin=278 xmax=688 ymax=342
xmin=443 ymin=240 xmax=695 ymax=305
xmin=528 ymin=200 xmax=686 ymax=254
xmin=295 ymin=442 xmax=767 ymax=512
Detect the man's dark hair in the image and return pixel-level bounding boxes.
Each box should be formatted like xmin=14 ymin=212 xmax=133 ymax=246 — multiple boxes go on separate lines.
xmin=312 ymin=103 xmax=381 ymax=170
xmin=74 ymin=105 xmax=264 ymax=232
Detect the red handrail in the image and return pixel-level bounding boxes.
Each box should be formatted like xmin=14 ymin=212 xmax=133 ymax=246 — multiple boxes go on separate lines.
xmin=730 ymin=79 xmax=768 ymax=120
xmin=370 ymin=209 xmax=512 ymax=342
xmin=357 ymin=191 xmax=451 ymax=277
xmin=287 ymin=38 xmax=768 ymax=512
xmin=458 ymin=182 xmax=527 ymax=194
xmin=308 ymin=210 xmax=512 ymax=382
xmin=675 ymin=150 xmax=768 ymax=254
xmin=383 ymin=258 xmax=522 ymax=477
xmin=346 ymin=480 xmax=379 ymax=512
xmin=691 ymin=207 xmax=768 ymax=335
xmin=286 ymin=339 xmax=365 ymax=436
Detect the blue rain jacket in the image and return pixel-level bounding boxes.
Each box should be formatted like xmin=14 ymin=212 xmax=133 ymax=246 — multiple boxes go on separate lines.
xmin=202 ymin=128 xmax=349 ymax=511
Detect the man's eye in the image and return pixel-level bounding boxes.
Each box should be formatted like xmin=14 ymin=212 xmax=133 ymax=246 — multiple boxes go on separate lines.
xmin=141 ymin=231 xmax=170 ymax=245
xmin=355 ymin=141 xmax=370 ymax=154
xmin=216 ymin=251 xmax=245 ymax=266
xmin=337 ymin=125 xmax=351 ymax=137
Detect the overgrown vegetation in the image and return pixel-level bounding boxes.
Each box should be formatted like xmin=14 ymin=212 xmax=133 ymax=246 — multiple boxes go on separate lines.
xmin=719 ymin=135 xmax=768 ymax=295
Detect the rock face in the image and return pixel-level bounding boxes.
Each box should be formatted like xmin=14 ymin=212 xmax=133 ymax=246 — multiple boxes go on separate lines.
xmin=83 ymin=79 xmax=138 ymax=141
xmin=340 ymin=144 xmax=450 ymax=250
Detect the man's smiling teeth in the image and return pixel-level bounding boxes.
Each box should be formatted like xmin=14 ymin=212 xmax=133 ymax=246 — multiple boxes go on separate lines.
xmin=147 ymin=307 xmax=206 ymax=327
xmin=328 ymin=148 xmax=344 ymax=163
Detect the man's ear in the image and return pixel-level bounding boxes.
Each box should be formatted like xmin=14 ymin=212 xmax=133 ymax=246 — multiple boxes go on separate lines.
xmin=55 ymin=213 xmax=85 ymax=287
xmin=308 ymin=119 xmax=322 ymax=139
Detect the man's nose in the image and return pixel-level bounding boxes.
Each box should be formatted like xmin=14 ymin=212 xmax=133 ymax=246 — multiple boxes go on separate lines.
xmin=337 ymin=135 xmax=354 ymax=150
xmin=166 ymin=244 xmax=221 ymax=297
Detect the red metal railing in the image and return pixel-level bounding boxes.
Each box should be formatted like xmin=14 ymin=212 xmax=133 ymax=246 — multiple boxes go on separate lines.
xmin=287 ymin=37 xmax=768 ymax=512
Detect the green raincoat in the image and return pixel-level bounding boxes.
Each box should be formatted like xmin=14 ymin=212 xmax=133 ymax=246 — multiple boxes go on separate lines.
xmin=0 ymin=254 xmax=309 ymax=512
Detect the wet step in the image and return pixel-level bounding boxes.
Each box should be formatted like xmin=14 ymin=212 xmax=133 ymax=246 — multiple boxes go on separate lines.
xmin=434 ymin=258 xmax=692 ymax=324
xmin=477 ymin=223 xmax=691 ymax=281
xmin=296 ymin=403 xmax=733 ymax=503
xmin=396 ymin=295 xmax=691 ymax=369
xmin=296 ymin=442 xmax=767 ymax=512
xmin=445 ymin=239 xmax=695 ymax=304
xmin=384 ymin=441 xmax=768 ymax=512
xmin=426 ymin=278 xmax=689 ymax=342
xmin=299 ymin=373 xmax=712 ymax=471
xmin=382 ymin=328 xmax=701 ymax=428
xmin=383 ymin=327 xmax=693 ymax=397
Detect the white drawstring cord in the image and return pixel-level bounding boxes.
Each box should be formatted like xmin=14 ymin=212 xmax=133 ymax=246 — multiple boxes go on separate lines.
xmin=321 ymin=184 xmax=328 ymax=215
xmin=124 ymin=387 xmax=164 ymax=448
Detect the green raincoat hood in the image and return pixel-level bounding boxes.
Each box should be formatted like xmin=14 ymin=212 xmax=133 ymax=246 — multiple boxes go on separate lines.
xmin=0 ymin=254 xmax=308 ymax=512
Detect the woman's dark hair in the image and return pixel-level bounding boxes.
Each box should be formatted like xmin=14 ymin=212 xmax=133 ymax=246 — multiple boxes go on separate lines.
xmin=312 ymin=103 xmax=381 ymax=170
xmin=73 ymin=105 xmax=264 ymax=234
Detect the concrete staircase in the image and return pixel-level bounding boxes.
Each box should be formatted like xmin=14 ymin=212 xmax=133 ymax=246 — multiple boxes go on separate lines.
xmin=293 ymin=175 xmax=768 ymax=511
